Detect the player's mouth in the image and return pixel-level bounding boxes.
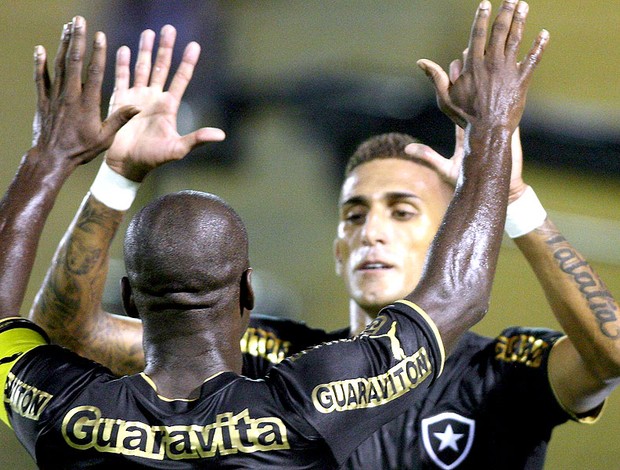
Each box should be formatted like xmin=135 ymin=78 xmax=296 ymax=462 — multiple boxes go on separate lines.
xmin=357 ymin=260 xmax=394 ymax=272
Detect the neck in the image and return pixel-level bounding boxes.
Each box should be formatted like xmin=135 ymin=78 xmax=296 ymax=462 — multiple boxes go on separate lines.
xmin=142 ymin=326 xmax=242 ymax=399
xmin=348 ymin=299 xmax=378 ymax=336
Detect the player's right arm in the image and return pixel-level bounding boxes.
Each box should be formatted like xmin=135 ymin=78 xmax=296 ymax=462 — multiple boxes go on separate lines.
xmin=1 ymin=14 xmax=138 ymax=427
xmin=28 ymin=25 xmax=225 ymax=377
xmin=407 ymin=0 xmax=548 ymax=352
xmin=272 ymin=2 xmax=549 ymax=465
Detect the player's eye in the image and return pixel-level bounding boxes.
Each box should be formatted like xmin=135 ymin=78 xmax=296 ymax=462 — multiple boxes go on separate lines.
xmin=343 ymin=207 xmax=367 ymax=225
xmin=392 ymin=203 xmax=418 ymax=221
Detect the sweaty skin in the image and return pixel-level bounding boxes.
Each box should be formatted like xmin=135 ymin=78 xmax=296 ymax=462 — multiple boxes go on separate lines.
xmin=31 ymin=0 xmax=619 ymax=419
xmin=4 ymin=8 xmax=550 ymax=469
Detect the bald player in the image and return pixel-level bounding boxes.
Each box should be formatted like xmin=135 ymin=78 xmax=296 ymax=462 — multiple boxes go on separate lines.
xmin=6 ymin=4 xmax=544 ymax=466
xmin=25 ymin=2 xmax=592 ymax=469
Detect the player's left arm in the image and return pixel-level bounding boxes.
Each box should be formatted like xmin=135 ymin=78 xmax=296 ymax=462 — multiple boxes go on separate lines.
xmin=499 ymin=120 xmax=620 ymax=416
xmin=408 ymin=121 xmax=620 ymax=416
xmin=514 ymin=220 xmax=620 ymax=416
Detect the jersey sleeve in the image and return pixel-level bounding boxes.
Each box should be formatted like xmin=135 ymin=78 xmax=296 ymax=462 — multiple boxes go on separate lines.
xmin=0 ymin=318 xmax=50 ymax=428
xmin=2 ymin=318 xmax=115 ymax=461
xmin=491 ymin=326 xmax=582 ymax=424
xmin=552 ymin=337 xmax=605 ymax=424
xmin=267 ymin=300 xmax=445 ymax=465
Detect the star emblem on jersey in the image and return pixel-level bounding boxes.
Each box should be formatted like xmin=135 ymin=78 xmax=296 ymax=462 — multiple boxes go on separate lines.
xmin=421 ymin=412 xmax=475 ymax=469
xmin=434 ymin=424 xmax=463 ymax=451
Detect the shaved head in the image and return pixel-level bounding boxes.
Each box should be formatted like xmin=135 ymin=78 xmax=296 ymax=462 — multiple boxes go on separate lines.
xmin=124 ymin=190 xmax=249 ymax=316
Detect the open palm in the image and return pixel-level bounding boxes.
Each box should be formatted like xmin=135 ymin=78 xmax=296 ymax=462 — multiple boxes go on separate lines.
xmin=105 ymin=25 xmax=225 ymax=182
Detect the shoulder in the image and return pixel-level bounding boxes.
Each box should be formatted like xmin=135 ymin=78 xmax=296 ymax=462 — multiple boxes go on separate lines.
xmin=242 ymin=314 xmax=349 ymax=378
xmin=443 ymin=327 xmax=564 ymax=378
xmin=433 ymin=328 xmax=569 ymax=421
xmin=248 ymin=313 xmax=348 ymax=351
xmin=493 ymin=326 xmax=564 ymax=368
xmin=451 ymin=327 xmax=563 ymax=356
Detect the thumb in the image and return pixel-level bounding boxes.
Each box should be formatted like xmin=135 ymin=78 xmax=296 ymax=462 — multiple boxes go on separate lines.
xmin=172 ymin=127 xmax=227 ymax=161
xmin=178 ymin=127 xmax=226 ymax=154
xmin=417 ymin=59 xmax=450 ymax=95
xmin=102 ymin=105 xmax=140 ymax=139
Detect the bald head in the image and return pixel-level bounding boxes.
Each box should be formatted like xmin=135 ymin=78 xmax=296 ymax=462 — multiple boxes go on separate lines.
xmin=124 ymin=190 xmax=250 ymax=314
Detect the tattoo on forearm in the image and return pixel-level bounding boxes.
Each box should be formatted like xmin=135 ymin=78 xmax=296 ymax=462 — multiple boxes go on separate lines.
xmin=33 ymin=196 xmax=143 ymax=375
xmin=39 ymin=198 xmax=121 ymax=335
xmin=546 ymin=233 xmax=619 ymax=339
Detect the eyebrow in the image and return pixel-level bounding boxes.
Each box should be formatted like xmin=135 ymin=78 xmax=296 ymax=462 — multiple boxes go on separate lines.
xmin=339 ymin=191 xmax=421 ymax=208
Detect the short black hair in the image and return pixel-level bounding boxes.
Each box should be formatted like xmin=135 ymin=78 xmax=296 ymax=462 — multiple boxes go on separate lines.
xmin=345 ymin=133 xmax=421 ymax=177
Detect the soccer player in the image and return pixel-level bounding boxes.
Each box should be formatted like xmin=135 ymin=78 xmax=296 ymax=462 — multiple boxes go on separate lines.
xmin=28 ymin=2 xmax=593 ymax=469
xmin=5 ymin=3 xmax=540 ymax=467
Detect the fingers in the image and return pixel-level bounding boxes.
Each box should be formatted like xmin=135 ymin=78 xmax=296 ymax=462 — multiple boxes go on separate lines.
xmin=114 ymin=45 xmax=131 ymax=94
xmin=33 ymin=45 xmax=50 ymax=111
xmin=51 ymin=22 xmax=71 ymax=100
xmin=404 ymin=143 xmax=455 ymax=184
xmin=134 ymin=29 xmax=156 ymax=87
xmin=519 ymin=29 xmax=550 ymax=82
xmin=505 ymin=1 xmax=529 ymax=60
xmin=168 ymin=41 xmax=200 ymax=100
xmin=404 ymin=143 xmax=441 ymax=162
xmin=486 ymin=0 xmax=518 ymax=61
xmin=64 ymin=16 xmax=87 ymax=101
xmin=149 ymin=25 xmax=177 ymax=89
xmin=465 ymin=1 xmax=492 ymax=66
xmin=82 ymin=31 xmax=107 ymax=107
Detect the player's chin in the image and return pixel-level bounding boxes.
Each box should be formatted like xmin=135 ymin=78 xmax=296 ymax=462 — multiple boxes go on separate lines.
xmin=355 ymin=287 xmax=403 ymax=312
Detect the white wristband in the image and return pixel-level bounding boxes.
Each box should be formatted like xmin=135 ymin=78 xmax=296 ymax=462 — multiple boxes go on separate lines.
xmin=89 ymin=162 xmax=140 ymax=211
xmin=504 ymin=186 xmax=547 ymax=238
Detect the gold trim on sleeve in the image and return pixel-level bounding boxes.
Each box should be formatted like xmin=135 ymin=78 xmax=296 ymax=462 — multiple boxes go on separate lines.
xmin=547 ymin=336 xmax=606 ymax=424
xmin=395 ymin=300 xmax=445 ymax=376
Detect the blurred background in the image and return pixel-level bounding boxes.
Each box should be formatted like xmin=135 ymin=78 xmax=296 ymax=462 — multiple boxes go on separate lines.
xmin=1 ymin=1 xmax=619 ymax=468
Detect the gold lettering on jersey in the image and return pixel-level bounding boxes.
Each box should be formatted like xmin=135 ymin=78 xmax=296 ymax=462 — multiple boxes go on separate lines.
xmin=62 ymin=407 xmax=289 ymax=460
xmin=3 ymin=372 xmax=53 ymax=421
xmin=495 ymin=334 xmax=548 ymax=368
xmin=240 ymin=327 xmax=291 ymax=364
xmin=362 ymin=315 xmax=388 ymax=336
xmin=311 ymin=346 xmax=432 ymax=413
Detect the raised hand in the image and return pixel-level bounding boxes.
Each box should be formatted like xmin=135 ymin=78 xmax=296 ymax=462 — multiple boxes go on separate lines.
xmin=417 ymin=0 xmax=549 ymax=133
xmin=103 ymin=25 xmax=226 ymax=182
xmin=31 ymin=16 xmax=139 ymax=173
xmin=0 ymin=17 xmax=137 ymax=317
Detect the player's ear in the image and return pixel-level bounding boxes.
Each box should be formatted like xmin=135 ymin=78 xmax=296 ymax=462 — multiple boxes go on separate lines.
xmin=333 ymin=237 xmax=344 ymax=277
xmin=240 ymin=267 xmax=255 ymax=313
xmin=120 ymin=276 xmax=139 ymax=319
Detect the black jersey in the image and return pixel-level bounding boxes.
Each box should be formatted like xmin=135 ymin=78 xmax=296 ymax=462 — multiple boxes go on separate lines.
xmin=241 ymin=315 xmax=599 ymax=469
xmin=1 ymin=301 xmax=444 ymax=469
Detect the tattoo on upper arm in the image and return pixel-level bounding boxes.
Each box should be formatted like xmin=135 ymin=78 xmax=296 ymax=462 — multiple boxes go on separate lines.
xmin=545 ymin=232 xmax=620 ymax=339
